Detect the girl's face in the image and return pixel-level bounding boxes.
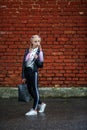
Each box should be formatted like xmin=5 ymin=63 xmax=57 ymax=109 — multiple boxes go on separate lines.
xmin=31 ymin=37 xmax=41 ymax=48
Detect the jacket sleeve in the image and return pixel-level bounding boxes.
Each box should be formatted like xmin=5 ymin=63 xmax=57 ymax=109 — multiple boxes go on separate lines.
xmin=22 ymin=56 xmax=25 ymax=79
xmin=22 ymin=49 xmax=28 ymax=79
xmin=35 ymin=51 xmax=44 ymax=68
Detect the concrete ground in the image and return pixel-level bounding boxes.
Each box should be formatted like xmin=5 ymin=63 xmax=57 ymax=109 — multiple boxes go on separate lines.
xmin=0 ymin=98 xmax=87 ymax=130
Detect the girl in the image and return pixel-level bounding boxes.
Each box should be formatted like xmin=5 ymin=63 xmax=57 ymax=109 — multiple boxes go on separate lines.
xmin=22 ymin=35 xmax=46 ymax=116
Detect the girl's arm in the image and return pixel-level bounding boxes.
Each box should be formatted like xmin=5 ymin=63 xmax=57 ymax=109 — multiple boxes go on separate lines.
xmin=22 ymin=48 xmax=28 ymax=79
xmin=35 ymin=50 xmax=44 ymax=68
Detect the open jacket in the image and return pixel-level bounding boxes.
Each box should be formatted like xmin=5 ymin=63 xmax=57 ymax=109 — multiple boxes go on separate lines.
xmin=22 ymin=48 xmax=43 ymax=79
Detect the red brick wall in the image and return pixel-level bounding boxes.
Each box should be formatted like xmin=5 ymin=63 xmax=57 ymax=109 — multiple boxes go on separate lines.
xmin=0 ymin=0 xmax=87 ymax=87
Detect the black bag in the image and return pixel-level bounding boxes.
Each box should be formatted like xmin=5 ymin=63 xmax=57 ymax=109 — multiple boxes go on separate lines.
xmin=18 ymin=84 xmax=30 ymax=102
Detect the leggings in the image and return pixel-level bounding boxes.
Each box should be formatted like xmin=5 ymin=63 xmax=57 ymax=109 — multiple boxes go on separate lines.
xmin=25 ymin=68 xmax=42 ymax=110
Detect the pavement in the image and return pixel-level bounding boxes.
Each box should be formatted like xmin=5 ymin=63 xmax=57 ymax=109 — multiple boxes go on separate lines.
xmin=0 ymin=98 xmax=87 ymax=130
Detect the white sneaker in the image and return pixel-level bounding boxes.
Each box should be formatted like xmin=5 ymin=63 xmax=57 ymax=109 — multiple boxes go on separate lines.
xmin=39 ymin=103 xmax=46 ymax=113
xmin=25 ymin=109 xmax=37 ymax=116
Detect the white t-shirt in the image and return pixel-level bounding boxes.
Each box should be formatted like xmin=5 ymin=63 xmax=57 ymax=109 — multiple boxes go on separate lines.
xmin=26 ymin=47 xmax=38 ymax=69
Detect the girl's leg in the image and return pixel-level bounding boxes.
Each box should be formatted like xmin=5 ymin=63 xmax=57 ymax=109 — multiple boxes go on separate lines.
xmin=25 ymin=69 xmax=35 ymax=99
xmin=31 ymin=72 xmax=41 ymax=110
xmin=25 ymin=68 xmax=42 ymax=110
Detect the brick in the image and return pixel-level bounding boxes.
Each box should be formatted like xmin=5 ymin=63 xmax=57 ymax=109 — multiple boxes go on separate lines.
xmin=64 ymin=31 xmax=76 ymax=34
xmin=0 ymin=0 xmax=87 ymax=87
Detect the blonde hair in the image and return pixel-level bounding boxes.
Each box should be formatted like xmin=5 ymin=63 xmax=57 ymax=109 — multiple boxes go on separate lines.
xmin=29 ymin=35 xmax=42 ymax=50
xmin=30 ymin=35 xmax=41 ymax=42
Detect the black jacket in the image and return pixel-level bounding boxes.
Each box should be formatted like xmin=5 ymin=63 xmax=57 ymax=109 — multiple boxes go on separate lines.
xmin=22 ymin=48 xmax=43 ymax=79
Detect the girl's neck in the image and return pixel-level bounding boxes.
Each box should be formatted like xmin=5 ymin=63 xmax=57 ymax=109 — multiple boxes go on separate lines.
xmin=32 ymin=45 xmax=38 ymax=49
xmin=29 ymin=46 xmax=38 ymax=52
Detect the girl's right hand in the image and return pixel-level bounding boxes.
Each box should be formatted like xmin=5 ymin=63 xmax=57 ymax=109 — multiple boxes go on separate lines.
xmin=22 ymin=79 xmax=26 ymax=84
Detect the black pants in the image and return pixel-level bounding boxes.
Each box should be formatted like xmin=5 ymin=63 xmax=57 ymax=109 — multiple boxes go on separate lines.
xmin=25 ymin=68 xmax=42 ymax=110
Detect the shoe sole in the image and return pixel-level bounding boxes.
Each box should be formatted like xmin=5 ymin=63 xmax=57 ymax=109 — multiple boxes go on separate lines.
xmin=25 ymin=113 xmax=37 ymax=116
